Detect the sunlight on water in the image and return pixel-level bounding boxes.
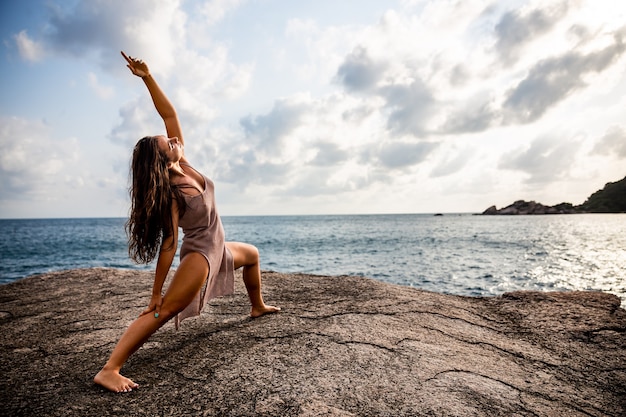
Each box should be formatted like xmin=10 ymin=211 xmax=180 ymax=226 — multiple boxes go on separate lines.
xmin=524 ymin=216 xmax=626 ymax=301
xmin=224 ymin=214 xmax=626 ymax=307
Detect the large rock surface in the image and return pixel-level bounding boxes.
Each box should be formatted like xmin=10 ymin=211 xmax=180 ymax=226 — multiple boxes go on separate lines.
xmin=1 ymin=268 xmax=625 ymax=416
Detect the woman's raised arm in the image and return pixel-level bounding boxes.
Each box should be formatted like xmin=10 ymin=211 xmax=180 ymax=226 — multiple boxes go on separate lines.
xmin=121 ymin=51 xmax=184 ymax=146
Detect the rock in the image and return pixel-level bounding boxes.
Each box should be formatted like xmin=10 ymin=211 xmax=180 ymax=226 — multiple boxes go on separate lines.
xmin=482 ymin=200 xmax=580 ymax=215
xmin=1 ymin=268 xmax=625 ymax=416
xmin=481 ymin=174 xmax=626 ymax=215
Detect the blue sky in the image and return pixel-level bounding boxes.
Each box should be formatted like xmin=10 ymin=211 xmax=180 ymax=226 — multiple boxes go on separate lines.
xmin=1 ymin=0 xmax=625 ymax=218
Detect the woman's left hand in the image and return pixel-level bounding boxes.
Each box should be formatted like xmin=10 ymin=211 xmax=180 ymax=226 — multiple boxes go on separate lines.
xmin=140 ymin=293 xmax=163 ymax=318
xmin=121 ymin=51 xmax=150 ymax=78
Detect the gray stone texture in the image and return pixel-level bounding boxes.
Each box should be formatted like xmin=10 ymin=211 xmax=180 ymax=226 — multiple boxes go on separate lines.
xmin=1 ymin=268 xmax=625 ymax=416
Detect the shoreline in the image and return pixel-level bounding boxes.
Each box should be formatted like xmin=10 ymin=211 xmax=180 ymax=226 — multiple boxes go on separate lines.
xmin=1 ymin=267 xmax=625 ymax=416
xmin=2 ymin=215 xmax=624 ymax=309
xmin=3 ymin=265 xmax=625 ymax=311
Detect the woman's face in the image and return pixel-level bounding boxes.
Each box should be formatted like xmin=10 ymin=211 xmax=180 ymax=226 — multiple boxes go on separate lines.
xmin=156 ymin=135 xmax=183 ymax=164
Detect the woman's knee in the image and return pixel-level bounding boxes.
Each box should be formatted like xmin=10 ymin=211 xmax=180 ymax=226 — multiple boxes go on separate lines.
xmin=246 ymin=244 xmax=260 ymax=263
xmin=227 ymin=241 xmax=258 ymax=265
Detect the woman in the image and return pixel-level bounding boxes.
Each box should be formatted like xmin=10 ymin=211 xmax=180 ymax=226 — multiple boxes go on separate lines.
xmin=94 ymin=51 xmax=280 ymax=393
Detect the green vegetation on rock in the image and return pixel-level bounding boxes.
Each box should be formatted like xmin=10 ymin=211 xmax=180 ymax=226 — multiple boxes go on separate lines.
xmin=579 ymin=175 xmax=626 ymax=213
xmin=483 ymin=175 xmax=626 ymax=215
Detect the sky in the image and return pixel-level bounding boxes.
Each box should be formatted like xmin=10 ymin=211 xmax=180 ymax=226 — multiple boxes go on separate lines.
xmin=1 ymin=0 xmax=625 ymax=218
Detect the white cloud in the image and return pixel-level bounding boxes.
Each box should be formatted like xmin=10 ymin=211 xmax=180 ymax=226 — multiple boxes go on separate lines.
xmin=498 ymin=134 xmax=583 ymax=184
xmin=122 ymin=1 xmax=188 ymax=76
xmin=4 ymin=0 xmax=626 ymax=217
xmin=200 ymin=0 xmax=626 ymax=211
xmin=502 ymin=35 xmax=626 ymax=124
xmin=240 ymin=96 xmax=309 ymax=154
xmin=108 ymin=96 xmax=165 ymax=148
xmin=13 ymin=30 xmax=45 ymax=62
xmin=494 ymin=1 xmax=571 ymax=66
xmin=336 ymin=47 xmax=386 ymax=92
xmin=284 ymin=17 xmax=364 ymax=84
xmin=87 ymin=72 xmax=114 ymax=99
xmin=373 ymin=140 xmax=438 ymax=170
xmin=430 ymin=145 xmax=475 ymax=178
xmin=174 ymin=46 xmax=253 ymax=102
xmin=199 ymin=0 xmax=246 ymax=26
xmin=592 ymin=126 xmax=626 ymax=158
xmin=0 ymin=117 xmax=79 ymax=201
xmin=40 ymin=0 xmax=187 ymax=75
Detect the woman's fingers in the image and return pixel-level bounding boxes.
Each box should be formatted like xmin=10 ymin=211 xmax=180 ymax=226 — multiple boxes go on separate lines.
xmin=121 ymin=50 xmax=132 ymax=64
xmin=139 ymin=305 xmax=154 ymax=317
xmin=121 ymin=51 xmax=144 ymax=68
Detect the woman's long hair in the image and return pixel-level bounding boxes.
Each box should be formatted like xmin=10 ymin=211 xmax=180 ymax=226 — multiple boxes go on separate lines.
xmin=126 ymin=136 xmax=184 ymax=264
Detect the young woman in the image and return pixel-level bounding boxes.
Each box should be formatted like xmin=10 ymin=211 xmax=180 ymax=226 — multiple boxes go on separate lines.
xmin=94 ymin=51 xmax=280 ymax=393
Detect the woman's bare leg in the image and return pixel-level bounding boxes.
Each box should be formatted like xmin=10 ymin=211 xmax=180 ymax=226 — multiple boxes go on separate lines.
xmin=226 ymin=242 xmax=280 ymax=317
xmin=94 ymin=253 xmax=209 ymax=392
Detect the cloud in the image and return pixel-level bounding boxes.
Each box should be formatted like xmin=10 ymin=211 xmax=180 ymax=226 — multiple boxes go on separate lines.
xmin=8 ymin=0 xmax=625 ymax=217
xmin=319 ymin=2 xmax=626 ymax=141
xmin=8 ymin=0 xmax=255 ymax=142
xmin=87 ymin=72 xmax=114 ymax=99
xmin=503 ymin=31 xmax=626 ymax=124
xmin=26 ymin=0 xmax=255 ymax=158
xmin=7 ymin=0 xmax=188 ymax=79
xmin=216 ymin=62 xmax=254 ymax=99
xmin=240 ymin=97 xmax=309 ymax=154
xmin=13 ymin=30 xmax=45 ymax=62
xmin=439 ymin=97 xmax=498 ymax=134
xmin=199 ymin=0 xmax=246 ymax=26
xmin=498 ymin=134 xmax=581 ymax=184
xmin=379 ymin=80 xmax=436 ymax=137
xmin=11 ymin=0 xmax=249 ymax=81
xmin=210 ymin=1 xmax=626 ymax=205
xmin=220 ymin=149 xmax=293 ymax=187
xmin=309 ymin=141 xmax=350 ymax=167
xmin=41 ymin=0 xmax=186 ymax=74
xmin=430 ymin=146 xmax=475 ymax=178
xmin=494 ymin=2 xmax=570 ymax=65
xmin=0 ymin=117 xmax=79 ymax=201
xmin=282 ymin=165 xmax=372 ymax=198
xmin=284 ymin=17 xmax=362 ymax=85
xmin=592 ymin=126 xmax=626 ymax=158
xmin=209 ymin=1 xmax=621 ymax=202
xmin=366 ymin=141 xmax=438 ymax=170
xmin=336 ymin=47 xmax=386 ymax=92
xmin=108 ymin=96 xmax=165 ymax=148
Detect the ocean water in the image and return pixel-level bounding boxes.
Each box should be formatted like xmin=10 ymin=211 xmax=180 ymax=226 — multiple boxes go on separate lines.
xmin=1 ymin=214 xmax=625 ymax=306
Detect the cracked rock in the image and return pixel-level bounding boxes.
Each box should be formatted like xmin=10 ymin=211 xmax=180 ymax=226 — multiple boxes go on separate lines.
xmin=1 ymin=268 xmax=625 ymax=416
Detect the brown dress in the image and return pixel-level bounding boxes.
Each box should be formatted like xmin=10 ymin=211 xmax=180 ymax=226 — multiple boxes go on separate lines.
xmin=174 ymin=162 xmax=234 ymax=329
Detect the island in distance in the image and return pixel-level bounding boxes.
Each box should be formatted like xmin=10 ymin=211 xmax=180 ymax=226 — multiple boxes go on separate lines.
xmin=482 ymin=175 xmax=626 ymax=215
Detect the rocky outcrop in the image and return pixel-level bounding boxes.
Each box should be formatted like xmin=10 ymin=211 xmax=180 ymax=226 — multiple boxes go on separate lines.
xmin=1 ymin=268 xmax=625 ymax=416
xmin=482 ymin=174 xmax=626 ymax=215
xmin=482 ymin=200 xmax=579 ymax=215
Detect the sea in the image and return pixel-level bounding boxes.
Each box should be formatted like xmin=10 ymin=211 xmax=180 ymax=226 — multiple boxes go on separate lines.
xmin=1 ymin=214 xmax=625 ymax=307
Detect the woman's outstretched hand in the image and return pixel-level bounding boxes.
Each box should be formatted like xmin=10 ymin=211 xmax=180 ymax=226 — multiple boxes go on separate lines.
xmin=121 ymin=51 xmax=150 ymax=78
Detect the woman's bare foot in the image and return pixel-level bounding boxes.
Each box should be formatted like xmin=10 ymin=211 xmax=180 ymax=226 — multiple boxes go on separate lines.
xmin=94 ymin=369 xmax=139 ymax=393
xmin=250 ymin=304 xmax=281 ymax=318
